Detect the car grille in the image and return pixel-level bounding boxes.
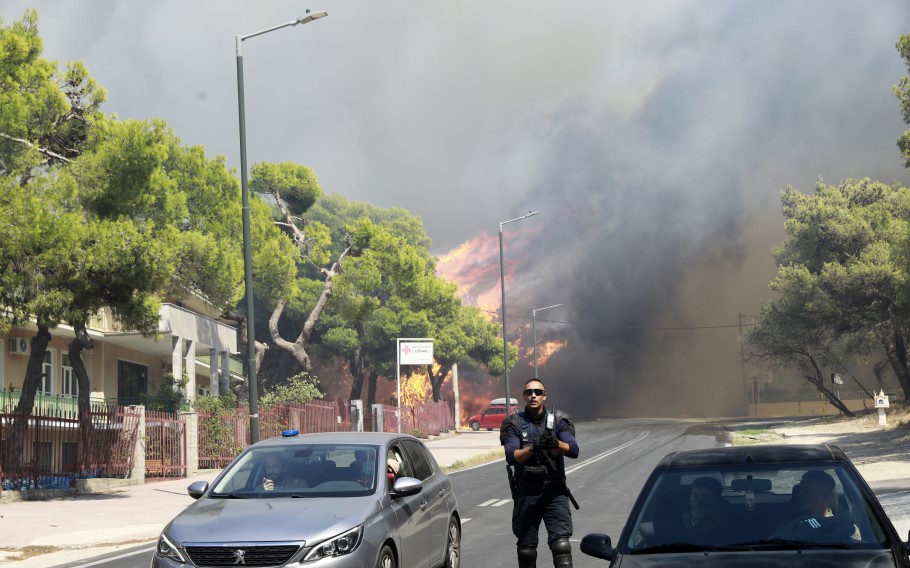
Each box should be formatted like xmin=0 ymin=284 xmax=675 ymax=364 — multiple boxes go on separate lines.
xmin=184 ymin=545 xmax=300 ymax=566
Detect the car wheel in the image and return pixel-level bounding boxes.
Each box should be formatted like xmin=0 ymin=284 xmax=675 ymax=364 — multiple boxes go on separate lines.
xmin=470 ymin=421 xmax=480 ymax=431
xmin=486 ymin=427 xmax=493 ymax=431
xmin=444 ymin=517 xmax=461 ymax=568
xmin=376 ymin=544 xmax=395 ymax=568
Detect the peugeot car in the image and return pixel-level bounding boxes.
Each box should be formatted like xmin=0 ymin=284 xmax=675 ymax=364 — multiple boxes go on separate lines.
xmin=152 ymin=431 xmax=460 ymax=568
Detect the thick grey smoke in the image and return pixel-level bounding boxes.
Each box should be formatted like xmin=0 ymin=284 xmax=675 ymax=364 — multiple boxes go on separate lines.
xmin=6 ymin=0 xmax=910 ymax=417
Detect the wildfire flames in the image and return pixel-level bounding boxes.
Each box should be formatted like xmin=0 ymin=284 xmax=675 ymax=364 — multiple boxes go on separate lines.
xmin=533 ymin=339 xmax=568 ymax=367
xmin=437 ymin=232 xmax=570 ymax=425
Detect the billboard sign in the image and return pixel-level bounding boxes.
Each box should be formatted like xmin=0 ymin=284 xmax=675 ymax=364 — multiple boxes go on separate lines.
xmin=400 ymin=341 xmax=434 ymax=365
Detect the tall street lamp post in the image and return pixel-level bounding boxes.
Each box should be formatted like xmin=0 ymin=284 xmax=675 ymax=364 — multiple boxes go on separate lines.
xmin=236 ymin=10 xmax=327 ymax=443
xmin=499 ymin=211 xmax=539 ymax=417
xmin=532 ymin=303 xmax=563 ymax=379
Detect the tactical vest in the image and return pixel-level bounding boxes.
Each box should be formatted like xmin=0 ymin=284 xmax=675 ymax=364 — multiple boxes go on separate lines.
xmin=503 ymin=409 xmax=572 ymax=486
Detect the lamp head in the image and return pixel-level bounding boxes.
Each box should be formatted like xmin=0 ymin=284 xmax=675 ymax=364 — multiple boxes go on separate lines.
xmin=296 ymin=10 xmax=328 ymax=25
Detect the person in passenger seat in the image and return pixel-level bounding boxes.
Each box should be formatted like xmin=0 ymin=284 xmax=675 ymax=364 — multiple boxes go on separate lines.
xmin=681 ymin=477 xmax=727 ymax=531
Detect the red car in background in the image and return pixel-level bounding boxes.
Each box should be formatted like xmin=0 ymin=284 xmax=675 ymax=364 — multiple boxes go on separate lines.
xmin=467 ymin=398 xmax=518 ymax=431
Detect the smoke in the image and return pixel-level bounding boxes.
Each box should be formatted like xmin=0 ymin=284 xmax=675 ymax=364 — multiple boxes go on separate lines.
xmin=6 ymin=0 xmax=910 ymax=417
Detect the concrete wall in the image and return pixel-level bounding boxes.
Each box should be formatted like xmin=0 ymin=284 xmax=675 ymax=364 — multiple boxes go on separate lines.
xmin=747 ymin=398 xmax=873 ymax=417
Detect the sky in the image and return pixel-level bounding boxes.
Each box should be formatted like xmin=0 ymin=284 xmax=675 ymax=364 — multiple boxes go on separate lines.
xmin=7 ymin=0 xmax=910 ymax=418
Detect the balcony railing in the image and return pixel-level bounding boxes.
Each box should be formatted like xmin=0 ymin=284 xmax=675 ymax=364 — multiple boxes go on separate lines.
xmin=0 ymin=389 xmax=115 ymax=419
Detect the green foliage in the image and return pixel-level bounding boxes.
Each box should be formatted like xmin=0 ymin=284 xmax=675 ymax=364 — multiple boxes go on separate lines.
xmin=0 ymin=10 xmax=106 ymax=179
xmin=250 ymin=161 xmax=321 ymax=214
xmin=895 ymin=34 xmax=910 ymax=169
xmin=141 ymin=372 xmax=190 ymax=412
xmin=194 ymin=392 xmax=241 ymax=456
xmin=260 ymin=372 xmax=324 ymax=406
xmin=750 ymin=178 xmax=910 ymax=401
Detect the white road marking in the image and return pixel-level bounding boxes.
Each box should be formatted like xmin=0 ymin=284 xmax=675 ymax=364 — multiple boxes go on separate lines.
xmin=76 ymin=546 xmax=156 ymax=567
xmin=492 ymin=499 xmax=511 ymax=507
xmin=565 ymin=431 xmax=649 ymax=476
xmin=479 ymin=498 xmax=500 ymax=506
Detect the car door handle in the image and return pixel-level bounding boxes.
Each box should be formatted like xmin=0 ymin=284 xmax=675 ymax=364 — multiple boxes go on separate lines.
xmin=438 ymin=488 xmax=445 ymax=497
xmin=420 ymin=500 xmax=428 ymax=510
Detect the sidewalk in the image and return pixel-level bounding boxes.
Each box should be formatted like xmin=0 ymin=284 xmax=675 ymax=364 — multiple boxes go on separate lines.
xmin=0 ymin=430 xmax=502 ymax=566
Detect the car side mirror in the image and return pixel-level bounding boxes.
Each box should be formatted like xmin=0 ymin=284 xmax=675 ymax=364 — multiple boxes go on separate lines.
xmin=392 ymin=476 xmax=423 ymax=497
xmin=580 ymin=533 xmax=613 ymax=560
xmin=187 ymin=481 xmax=209 ymax=500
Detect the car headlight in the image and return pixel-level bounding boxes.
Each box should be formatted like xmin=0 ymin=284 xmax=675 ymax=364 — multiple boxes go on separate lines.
xmin=304 ymin=526 xmax=363 ymax=563
xmin=156 ymin=534 xmax=186 ymax=564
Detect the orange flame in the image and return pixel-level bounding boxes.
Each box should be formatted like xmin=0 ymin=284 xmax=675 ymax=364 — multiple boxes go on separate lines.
xmin=535 ymin=339 xmax=568 ymax=367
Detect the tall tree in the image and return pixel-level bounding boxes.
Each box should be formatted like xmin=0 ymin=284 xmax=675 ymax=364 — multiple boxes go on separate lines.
xmin=751 ymin=178 xmax=910 ymax=403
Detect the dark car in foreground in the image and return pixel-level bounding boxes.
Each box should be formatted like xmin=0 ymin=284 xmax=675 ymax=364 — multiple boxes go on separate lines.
xmin=581 ymin=444 xmax=910 ymax=567
xmin=152 ymin=431 xmax=460 ymax=568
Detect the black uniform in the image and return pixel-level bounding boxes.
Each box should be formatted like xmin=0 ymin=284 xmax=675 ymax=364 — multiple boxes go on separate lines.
xmin=501 ymin=406 xmax=580 ymax=568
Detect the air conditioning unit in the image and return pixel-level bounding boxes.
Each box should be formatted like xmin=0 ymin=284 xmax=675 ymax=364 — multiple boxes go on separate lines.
xmin=9 ymin=336 xmax=30 ymax=355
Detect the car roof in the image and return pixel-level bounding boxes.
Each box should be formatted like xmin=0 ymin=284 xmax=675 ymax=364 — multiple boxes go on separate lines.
xmin=252 ymin=431 xmax=422 ymax=447
xmin=656 ymin=444 xmax=850 ymax=469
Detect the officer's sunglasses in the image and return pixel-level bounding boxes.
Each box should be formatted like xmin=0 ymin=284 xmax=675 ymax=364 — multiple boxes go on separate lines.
xmin=523 ymin=388 xmax=546 ymax=397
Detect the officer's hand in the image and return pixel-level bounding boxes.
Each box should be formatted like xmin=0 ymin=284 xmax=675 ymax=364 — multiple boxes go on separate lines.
xmin=537 ymin=432 xmax=560 ymax=452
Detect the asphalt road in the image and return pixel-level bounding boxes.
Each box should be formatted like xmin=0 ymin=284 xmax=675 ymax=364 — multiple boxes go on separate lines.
xmin=39 ymin=417 xmax=910 ymax=567
xmin=48 ymin=418 xmax=712 ymax=568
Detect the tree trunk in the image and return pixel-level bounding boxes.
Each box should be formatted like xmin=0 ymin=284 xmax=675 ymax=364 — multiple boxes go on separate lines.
xmin=429 ymin=365 xmax=451 ymax=402
xmin=6 ymin=325 xmax=52 ymax=472
xmin=68 ymin=322 xmax=95 ymax=476
xmin=348 ymin=350 xmax=365 ymax=401
xmin=366 ymin=369 xmax=379 ymax=407
xmin=805 ymin=356 xmax=855 ymax=417
xmin=267 ymin=247 xmax=352 ymax=372
xmin=883 ymin=333 xmax=910 ymax=401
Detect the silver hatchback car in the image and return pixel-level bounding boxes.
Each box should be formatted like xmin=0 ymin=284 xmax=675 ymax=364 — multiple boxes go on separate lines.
xmin=152 ymin=431 xmax=460 ymax=568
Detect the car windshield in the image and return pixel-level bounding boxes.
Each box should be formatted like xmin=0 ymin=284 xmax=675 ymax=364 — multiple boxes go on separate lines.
xmin=210 ymin=444 xmax=380 ymax=498
xmin=625 ymin=463 xmax=891 ymax=552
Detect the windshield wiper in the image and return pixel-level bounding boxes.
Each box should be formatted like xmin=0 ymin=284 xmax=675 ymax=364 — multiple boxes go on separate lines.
xmin=210 ymin=493 xmax=249 ymax=499
xmin=733 ymin=539 xmax=850 ymax=550
xmin=632 ymin=542 xmax=728 ymax=554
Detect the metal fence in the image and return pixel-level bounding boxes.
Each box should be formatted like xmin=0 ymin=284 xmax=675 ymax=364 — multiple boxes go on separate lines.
xmin=374 ymin=401 xmax=454 ymax=436
xmin=197 ymin=399 xmax=350 ymax=469
xmin=0 ymin=406 xmax=140 ymax=494
xmin=145 ymin=410 xmax=187 ymax=480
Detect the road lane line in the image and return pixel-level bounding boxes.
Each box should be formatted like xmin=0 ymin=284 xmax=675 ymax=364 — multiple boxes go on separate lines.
xmin=479 ymin=498 xmax=500 ymax=506
xmin=492 ymin=499 xmax=511 ymax=507
xmin=72 ymin=546 xmax=155 ymax=567
xmin=565 ymin=431 xmax=649 ymax=476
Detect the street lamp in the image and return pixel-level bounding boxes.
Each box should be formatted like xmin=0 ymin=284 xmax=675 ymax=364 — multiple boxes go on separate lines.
xmin=499 ymin=211 xmax=539 ymax=417
xmin=532 ymin=303 xmax=563 ymax=379
xmin=236 ymin=10 xmax=327 ymax=443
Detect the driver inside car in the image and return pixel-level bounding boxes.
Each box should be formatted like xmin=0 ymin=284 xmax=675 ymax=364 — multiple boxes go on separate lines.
xmin=771 ymin=470 xmax=860 ymax=541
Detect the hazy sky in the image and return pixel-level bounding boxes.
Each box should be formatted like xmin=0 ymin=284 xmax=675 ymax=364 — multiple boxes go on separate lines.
xmin=8 ymin=1 xmax=910 ymax=416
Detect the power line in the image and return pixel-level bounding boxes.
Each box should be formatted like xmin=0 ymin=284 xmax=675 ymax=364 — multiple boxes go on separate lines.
xmin=479 ymin=308 xmax=753 ymax=331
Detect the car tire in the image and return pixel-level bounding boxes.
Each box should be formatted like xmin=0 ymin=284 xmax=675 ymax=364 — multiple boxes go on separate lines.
xmin=486 ymin=427 xmax=493 ymax=431
xmin=470 ymin=421 xmax=480 ymax=431
xmin=376 ymin=544 xmax=396 ymax=568
xmin=444 ymin=517 xmax=461 ymax=568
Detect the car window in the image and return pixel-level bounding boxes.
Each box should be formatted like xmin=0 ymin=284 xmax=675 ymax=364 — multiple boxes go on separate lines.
xmin=625 ymin=463 xmax=890 ymax=551
xmin=484 ymin=408 xmax=503 ymax=416
xmin=388 ymin=445 xmax=416 ymax=480
xmin=400 ymin=439 xmax=434 ymax=480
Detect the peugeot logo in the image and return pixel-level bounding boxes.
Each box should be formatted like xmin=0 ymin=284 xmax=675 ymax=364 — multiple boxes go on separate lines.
xmin=232 ymin=549 xmax=246 ymax=565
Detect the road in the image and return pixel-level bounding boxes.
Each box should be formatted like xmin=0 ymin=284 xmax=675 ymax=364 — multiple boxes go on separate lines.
xmin=46 ymin=419 xmax=717 ymax=567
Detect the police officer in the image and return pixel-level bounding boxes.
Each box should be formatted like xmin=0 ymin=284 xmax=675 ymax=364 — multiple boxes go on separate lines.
xmin=501 ymin=378 xmax=580 ymax=568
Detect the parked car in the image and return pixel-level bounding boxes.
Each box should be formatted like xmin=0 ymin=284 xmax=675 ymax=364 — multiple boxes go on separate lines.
xmin=467 ymin=397 xmax=518 ymax=431
xmin=152 ymin=431 xmax=460 ymax=568
xmin=581 ymin=444 xmax=910 ymax=567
